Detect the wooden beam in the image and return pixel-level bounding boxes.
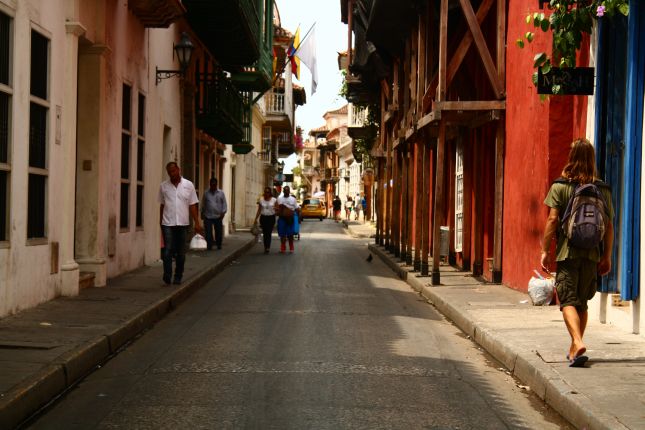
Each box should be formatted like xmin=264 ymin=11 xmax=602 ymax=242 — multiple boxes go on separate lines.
xmin=492 ymin=115 xmax=505 ymax=283
xmin=400 ymin=148 xmax=408 ymax=262
xmin=437 ymin=0 xmax=449 ymax=101
xmin=431 ymin=119 xmax=447 ymax=285
xmin=497 ymin=0 xmax=506 ymax=88
xmin=417 ymin=14 xmax=426 ymax=117
xmin=458 ymin=0 xmax=504 ymax=98
xmin=423 ymin=0 xmax=495 ymax=109
xmin=380 ymin=78 xmax=390 ymax=103
xmin=417 ymin=110 xmax=441 ymax=130
xmin=347 ymin=0 xmax=353 ymax=70
xmin=406 ymin=145 xmax=414 ymax=265
xmin=434 ymin=100 xmax=506 ymax=111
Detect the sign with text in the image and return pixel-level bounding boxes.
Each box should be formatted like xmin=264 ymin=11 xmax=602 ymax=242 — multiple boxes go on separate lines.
xmin=538 ymin=67 xmax=595 ymax=95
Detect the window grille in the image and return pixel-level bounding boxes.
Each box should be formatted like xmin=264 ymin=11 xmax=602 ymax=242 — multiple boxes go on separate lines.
xmin=120 ymin=84 xmax=131 ymax=229
xmin=136 ymin=93 xmax=145 ymax=227
xmin=0 ymin=12 xmax=10 ymax=241
xmin=27 ymin=30 xmax=48 ymax=239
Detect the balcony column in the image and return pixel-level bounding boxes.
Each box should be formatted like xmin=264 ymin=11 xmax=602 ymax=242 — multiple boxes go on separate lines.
xmin=413 ymin=138 xmax=423 ymax=271
xmin=406 ymin=143 xmax=414 ymax=266
xmin=399 ymin=146 xmax=408 ymax=262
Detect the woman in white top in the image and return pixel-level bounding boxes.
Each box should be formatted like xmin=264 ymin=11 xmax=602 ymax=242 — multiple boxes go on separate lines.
xmin=254 ymin=187 xmax=277 ymax=253
xmin=275 ymin=186 xmax=300 ymax=253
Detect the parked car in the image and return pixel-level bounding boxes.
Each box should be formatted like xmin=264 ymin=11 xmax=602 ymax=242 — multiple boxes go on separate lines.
xmin=300 ymin=198 xmax=326 ymax=221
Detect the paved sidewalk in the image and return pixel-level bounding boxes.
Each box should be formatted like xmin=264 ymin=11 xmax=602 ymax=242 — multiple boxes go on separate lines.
xmin=342 ymin=219 xmax=377 ymax=238
xmin=368 ymin=242 xmax=645 ymax=430
xmin=0 ymin=233 xmax=257 ymax=429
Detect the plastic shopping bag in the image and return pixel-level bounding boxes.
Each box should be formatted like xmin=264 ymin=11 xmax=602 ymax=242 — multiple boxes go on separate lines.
xmin=250 ymin=223 xmax=261 ymax=236
xmin=189 ymin=234 xmax=208 ymax=251
xmin=528 ymin=270 xmax=555 ymax=306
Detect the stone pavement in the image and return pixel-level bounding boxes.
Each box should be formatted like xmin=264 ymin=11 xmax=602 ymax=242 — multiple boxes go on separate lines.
xmin=0 ymin=233 xmax=256 ymax=429
xmin=2 ymin=222 xmax=644 ymax=430
xmin=351 ymin=220 xmax=645 ymax=430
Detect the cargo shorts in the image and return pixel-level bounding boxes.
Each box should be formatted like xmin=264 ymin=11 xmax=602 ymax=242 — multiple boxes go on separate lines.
xmin=555 ymin=258 xmax=598 ymax=312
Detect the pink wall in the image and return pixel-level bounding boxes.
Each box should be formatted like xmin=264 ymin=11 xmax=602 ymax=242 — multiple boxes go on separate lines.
xmin=503 ymin=1 xmax=590 ymax=291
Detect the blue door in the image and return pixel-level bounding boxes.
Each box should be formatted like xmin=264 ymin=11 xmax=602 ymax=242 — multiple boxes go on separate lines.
xmin=594 ymin=4 xmax=644 ymax=301
xmin=594 ymin=16 xmax=627 ymax=294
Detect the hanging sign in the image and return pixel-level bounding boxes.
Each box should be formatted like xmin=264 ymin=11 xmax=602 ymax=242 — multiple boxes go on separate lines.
xmin=538 ymin=67 xmax=595 ymax=95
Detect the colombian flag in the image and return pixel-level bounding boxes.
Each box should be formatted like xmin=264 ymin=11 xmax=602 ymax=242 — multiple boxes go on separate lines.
xmin=288 ymin=26 xmax=300 ymax=80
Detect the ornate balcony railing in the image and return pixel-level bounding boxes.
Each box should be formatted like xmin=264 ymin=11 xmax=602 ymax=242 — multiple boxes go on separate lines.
xmin=196 ymin=70 xmax=243 ymax=145
xmin=348 ymin=103 xmax=369 ymax=127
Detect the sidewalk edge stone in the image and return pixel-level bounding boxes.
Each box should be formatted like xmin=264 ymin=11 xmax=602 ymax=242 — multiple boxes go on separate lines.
xmin=368 ymin=243 xmax=629 ymax=430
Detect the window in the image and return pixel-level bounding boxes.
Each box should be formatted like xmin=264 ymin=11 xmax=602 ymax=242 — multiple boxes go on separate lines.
xmin=120 ymin=84 xmax=131 ymax=229
xmin=28 ymin=30 xmax=49 ymax=239
xmin=0 ymin=11 xmax=11 ymax=242
xmin=454 ymin=141 xmax=464 ymax=253
xmin=136 ymin=93 xmax=145 ymax=227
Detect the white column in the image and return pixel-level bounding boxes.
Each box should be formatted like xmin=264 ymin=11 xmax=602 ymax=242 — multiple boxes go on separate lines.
xmin=59 ymin=21 xmax=87 ymax=296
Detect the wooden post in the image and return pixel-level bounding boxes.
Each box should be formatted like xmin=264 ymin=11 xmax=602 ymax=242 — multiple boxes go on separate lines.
xmin=421 ymin=137 xmax=431 ymax=276
xmin=400 ymin=147 xmax=408 ymax=262
xmin=462 ymin=134 xmax=472 ymax=271
xmin=432 ymin=119 xmax=447 ymax=285
xmin=473 ymin=139 xmax=484 ymax=276
xmin=437 ymin=0 xmax=449 ymax=102
xmin=347 ymin=0 xmax=353 ymax=70
xmin=414 ymin=139 xmax=423 ymax=271
xmin=406 ymin=143 xmax=414 ymax=265
xmin=392 ymin=148 xmax=401 ymax=257
xmin=385 ymin=129 xmax=393 ymax=250
xmin=492 ymin=116 xmax=505 ymax=282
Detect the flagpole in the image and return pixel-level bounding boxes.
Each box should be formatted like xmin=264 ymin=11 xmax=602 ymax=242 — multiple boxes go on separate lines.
xmin=251 ymin=23 xmax=316 ymax=105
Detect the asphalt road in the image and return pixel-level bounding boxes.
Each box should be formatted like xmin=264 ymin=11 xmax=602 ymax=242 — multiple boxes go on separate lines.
xmin=28 ymin=220 xmax=572 ymax=429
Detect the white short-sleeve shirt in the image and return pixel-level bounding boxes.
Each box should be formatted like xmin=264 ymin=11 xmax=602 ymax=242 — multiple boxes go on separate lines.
xmin=258 ymin=197 xmax=277 ymax=216
xmin=158 ymin=177 xmax=199 ymax=226
xmin=277 ymin=195 xmax=299 ymax=211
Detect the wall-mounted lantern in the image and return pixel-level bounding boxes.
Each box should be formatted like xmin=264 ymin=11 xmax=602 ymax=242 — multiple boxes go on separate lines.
xmin=156 ymin=32 xmax=194 ymax=85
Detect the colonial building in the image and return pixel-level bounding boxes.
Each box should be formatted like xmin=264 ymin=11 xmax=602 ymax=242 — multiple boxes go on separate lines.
xmin=341 ymin=0 xmax=644 ymax=335
xmin=0 ymin=0 xmax=284 ymax=317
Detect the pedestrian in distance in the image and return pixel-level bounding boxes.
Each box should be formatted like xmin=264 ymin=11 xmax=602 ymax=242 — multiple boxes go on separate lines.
xmin=254 ymin=186 xmax=277 ymax=254
xmin=158 ymin=161 xmax=203 ymax=285
xmin=275 ymin=186 xmax=300 ymax=253
xmin=201 ymin=177 xmax=227 ymax=250
xmin=361 ymin=193 xmax=367 ymax=220
xmin=332 ymin=195 xmax=342 ymax=222
xmin=354 ymin=193 xmax=362 ymax=221
xmin=344 ymin=196 xmax=353 ymax=220
xmin=540 ymin=138 xmax=614 ymax=368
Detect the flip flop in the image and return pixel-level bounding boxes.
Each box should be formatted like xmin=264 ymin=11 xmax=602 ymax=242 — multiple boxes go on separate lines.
xmin=569 ymin=355 xmax=589 ymax=368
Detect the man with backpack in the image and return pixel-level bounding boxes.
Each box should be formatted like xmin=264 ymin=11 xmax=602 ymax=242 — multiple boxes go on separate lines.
xmin=540 ymin=138 xmax=614 ymax=368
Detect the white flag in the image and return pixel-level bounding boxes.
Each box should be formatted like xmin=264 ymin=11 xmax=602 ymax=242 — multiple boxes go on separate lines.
xmin=296 ymin=25 xmax=318 ymax=95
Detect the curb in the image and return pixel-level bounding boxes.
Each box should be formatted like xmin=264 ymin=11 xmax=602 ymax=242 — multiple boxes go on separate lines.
xmin=368 ymin=243 xmax=627 ymax=430
xmin=0 ymin=237 xmax=256 ymax=429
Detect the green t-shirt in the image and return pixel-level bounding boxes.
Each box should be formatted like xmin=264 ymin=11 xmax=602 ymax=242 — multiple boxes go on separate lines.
xmin=544 ymin=182 xmax=614 ymax=262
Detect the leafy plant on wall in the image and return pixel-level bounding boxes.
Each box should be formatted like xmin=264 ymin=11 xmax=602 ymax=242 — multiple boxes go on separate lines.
xmin=516 ymin=0 xmax=629 ymax=94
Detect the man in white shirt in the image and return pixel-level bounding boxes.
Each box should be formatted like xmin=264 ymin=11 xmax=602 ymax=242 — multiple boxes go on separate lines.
xmin=201 ymin=177 xmax=228 ymax=250
xmin=158 ymin=162 xmax=203 ymax=285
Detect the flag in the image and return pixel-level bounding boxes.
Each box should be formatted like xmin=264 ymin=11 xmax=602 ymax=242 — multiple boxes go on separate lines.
xmin=287 ymin=26 xmax=300 ymax=80
xmin=295 ymin=25 xmax=318 ymax=94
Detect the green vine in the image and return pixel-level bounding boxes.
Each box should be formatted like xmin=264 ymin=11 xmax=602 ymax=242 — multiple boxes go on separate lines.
xmin=517 ymin=0 xmax=629 ymax=94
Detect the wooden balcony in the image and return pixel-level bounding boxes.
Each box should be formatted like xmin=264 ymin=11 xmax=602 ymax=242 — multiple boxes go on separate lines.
xmin=128 ymin=0 xmax=185 ymax=27
xmin=231 ymin=42 xmax=273 ymax=92
xmin=184 ymin=0 xmax=261 ymax=66
xmin=196 ymin=71 xmax=243 ymax=145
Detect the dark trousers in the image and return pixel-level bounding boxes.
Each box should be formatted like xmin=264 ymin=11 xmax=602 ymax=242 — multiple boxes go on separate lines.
xmin=260 ymin=215 xmax=276 ymax=249
xmin=162 ymin=226 xmax=187 ymax=280
xmin=204 ymin=217 xmax=223 ymax=249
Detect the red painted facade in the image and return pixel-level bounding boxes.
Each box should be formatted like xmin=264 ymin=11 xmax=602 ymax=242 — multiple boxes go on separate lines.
xmin=503 ymin=1 xmax=590 ymax=291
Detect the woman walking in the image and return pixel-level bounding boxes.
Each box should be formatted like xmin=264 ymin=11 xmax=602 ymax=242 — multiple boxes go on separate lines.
xmin=254 ymin=187 xmax=277 ymax=253
xmin=276 ymin=186 xmax=300 ymax=253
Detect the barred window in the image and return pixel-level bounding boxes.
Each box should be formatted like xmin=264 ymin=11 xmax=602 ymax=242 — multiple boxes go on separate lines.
xmin=136 ymin=93 xmax=145 ymax=227
xmin=0 ymin=11 xmax=10 ymax=241
xmin=120 ymin=84 xmax=131 ymax=230
xmin=27 ymin=30 xmax=49 ymax=240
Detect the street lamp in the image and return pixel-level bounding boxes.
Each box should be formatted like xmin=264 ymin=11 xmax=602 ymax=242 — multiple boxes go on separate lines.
xmin=156 ymin=32 xmax=194 ymax=85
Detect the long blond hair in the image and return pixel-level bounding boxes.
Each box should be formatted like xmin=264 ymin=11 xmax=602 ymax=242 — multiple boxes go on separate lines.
xmin=561 ymin=138 xmax=597 ymax=184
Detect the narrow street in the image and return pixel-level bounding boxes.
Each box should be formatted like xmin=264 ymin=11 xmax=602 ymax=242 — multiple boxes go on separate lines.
xmin=28 ymin=221 xmax=570 ymax=429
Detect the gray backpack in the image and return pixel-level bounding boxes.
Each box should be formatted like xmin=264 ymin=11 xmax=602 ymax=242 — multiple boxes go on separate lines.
xmin=555 ymin=178 xmax=610 ymax=249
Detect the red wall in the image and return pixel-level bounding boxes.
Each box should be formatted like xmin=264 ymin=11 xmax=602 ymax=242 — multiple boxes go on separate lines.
xmin=503 ymin=1 xmax=590 ymax=291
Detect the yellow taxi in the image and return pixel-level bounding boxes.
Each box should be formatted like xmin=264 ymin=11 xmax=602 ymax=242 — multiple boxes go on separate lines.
xmin=300 ymin=198 xmax=326 ymax=221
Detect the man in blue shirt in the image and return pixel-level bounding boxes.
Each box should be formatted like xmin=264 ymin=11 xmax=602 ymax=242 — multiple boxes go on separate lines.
xmin=201 ymin=178 xmax=228 ymax=250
